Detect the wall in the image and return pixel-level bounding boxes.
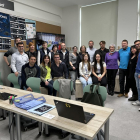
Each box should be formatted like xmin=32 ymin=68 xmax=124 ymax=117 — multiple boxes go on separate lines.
xmin=117 ymin=0 xmax=138 ymax=47
xmin=0 ymin=0 xmax=63 ymax=86
xmin=61 ymin=5 xmax=80 ymax=49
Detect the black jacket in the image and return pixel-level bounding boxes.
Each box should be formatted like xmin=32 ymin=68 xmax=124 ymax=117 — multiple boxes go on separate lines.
xmin=25 ymin=50 xmax=38 ymax=58
xmin=93 ymin=48 xmax=109 ymax=62
xmin=59 ymin=49 xmax=69 ymax=67
xmin=51 ymin=51 xmax=58 ymax=63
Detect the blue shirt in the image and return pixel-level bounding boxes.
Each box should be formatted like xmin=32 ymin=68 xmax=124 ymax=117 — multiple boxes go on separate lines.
xmin=119 ymin=47 xmax=130 ymax=69
xmin=136 ymin=53 xmax=140 ymax=73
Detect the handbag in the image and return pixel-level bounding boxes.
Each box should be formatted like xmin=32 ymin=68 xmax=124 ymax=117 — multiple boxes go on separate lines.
xmin=81 ymin=84 xmax=103 ymax=106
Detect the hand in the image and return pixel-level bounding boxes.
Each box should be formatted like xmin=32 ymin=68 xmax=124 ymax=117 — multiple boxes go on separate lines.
xmin=27 ymin=87 xmax=32 ymax=92
xmin=59 ymin=60 xmax=62 ymax=63
xmin=72 ymin=66 xmax=76 ymax=70
xmin=15 ymin=72 xmax=18 ymax=77
xmin=8 ymin=65 xmax=11 ymax=68
xmin=45 ymin=81 xmax=49 ymax=85
xmin=138 ymin=75 xmax=140 ymax=79
xmin=98 ymin=77 xmax=102 ymax=81
xmin=85 ymin=77 xmax=88 ymax=81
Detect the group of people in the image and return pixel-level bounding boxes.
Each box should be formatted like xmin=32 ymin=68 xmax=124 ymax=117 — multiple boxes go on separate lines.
xmin=3 ymin=37 xmax=140 ymax=111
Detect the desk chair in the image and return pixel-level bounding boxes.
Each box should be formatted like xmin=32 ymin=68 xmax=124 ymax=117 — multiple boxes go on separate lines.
xmin=7 ymin=73 xmax=20 ymax=89
xmin=26 ymin=77 xmax=41 ymax=93
xmin=83 ymin=84 xmax=107 ymax=140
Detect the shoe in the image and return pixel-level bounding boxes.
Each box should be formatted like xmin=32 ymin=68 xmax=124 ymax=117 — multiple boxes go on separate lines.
xmin=132 ymin=100 xmax=140 ymax=106
xmin=117 ymin=94 xmax=124 ymax=97
xmin=128 ymin=96 xmax=138 ymax=101
xmin=111 ymin=91 xmax=114 ymax=96
xmin=125 ymin=93 xmax=128 ymax=98
xmin=108 ymin=91 xmax=111 ymax=95
xmin=138 ymin=108 xmax=140 ymax=111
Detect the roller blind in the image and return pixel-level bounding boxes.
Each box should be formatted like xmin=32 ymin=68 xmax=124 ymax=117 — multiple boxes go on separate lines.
xmin=81 ymin=0 xmax=118 ymax=49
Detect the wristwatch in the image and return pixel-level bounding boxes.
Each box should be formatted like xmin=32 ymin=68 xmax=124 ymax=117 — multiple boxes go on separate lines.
xmin=8 ymin=64 xmax=10 ymax=66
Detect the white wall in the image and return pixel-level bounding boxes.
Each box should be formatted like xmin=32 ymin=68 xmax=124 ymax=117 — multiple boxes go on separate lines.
xmin=117 ymin=0 xmax=138 ymax=47
xmin=61 ymin=5 xmax=80 ymax=48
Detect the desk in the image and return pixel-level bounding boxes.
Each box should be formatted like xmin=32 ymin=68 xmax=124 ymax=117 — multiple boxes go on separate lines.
xmin=0 ymin=86 xmax=114 ymax=140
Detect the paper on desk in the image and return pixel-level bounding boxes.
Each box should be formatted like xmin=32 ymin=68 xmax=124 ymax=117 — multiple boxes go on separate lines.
xmin=42 ymin=113 xmax=55 ymax=119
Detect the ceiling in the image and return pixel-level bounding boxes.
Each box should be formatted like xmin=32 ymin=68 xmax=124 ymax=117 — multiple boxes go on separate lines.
xmin=45 ymin=0 xmax=110 ymax=8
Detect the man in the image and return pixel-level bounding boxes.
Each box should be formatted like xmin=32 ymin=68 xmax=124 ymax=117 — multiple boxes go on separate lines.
xmin=58 ymin=43 xmax=69 ymax=73
xmin=132 ymin=40 xmax=140 ymax=108
xmin=21 ymin=55 xmax=40 ymax=91
xmin=3 ymin=37 xmax=21 ymax=87
xmin=25 ymin=42 xmax=37 ymax=59
xmin=11 ymin=42 xmax=28 ymax=87
xmin=51 ymin=53 xmax=68 ymax=80
xmin=118 ymin=40 xmax=130 ymax=98
xmin=87 ymin=40 xmax=96 ymax=62
xmin=93 ymin=41 xmax=109 ymax=61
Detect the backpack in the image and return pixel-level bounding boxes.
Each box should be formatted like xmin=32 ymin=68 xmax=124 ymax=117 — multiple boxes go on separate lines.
xmin=81 ymin=84 xmax=103 ymax=106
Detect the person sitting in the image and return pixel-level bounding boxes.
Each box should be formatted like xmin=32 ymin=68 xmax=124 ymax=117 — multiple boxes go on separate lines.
xmin=21 ymin=55 xmax=40 ymax=91
xmin=51 ymin=53 xmax=68 ymax=81
xmin=51 ymin=45 xmax=58 ymax=63
xmin=40 ymin=55 xmax=56 ymax=96
xmin=25 ymin=42 xmax=38 ymax=63
xmin=37 ymin=41 xmax=51 ymax=66
xmin=79 ymin=53 xmax=92 ymax=89
xmin=92 ymin=53 xmax=107 ymax=87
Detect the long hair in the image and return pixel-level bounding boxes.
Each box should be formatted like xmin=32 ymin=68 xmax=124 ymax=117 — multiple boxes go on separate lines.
xmin=82 ymin=53 xmax=91 ymax=71
xmin=41 ymin=55 xmax=51 ymax=68
xmin=94 ymin=53 xmax=104 ymax=74
xmin=130 ymin=45 xmax=139 ymax=57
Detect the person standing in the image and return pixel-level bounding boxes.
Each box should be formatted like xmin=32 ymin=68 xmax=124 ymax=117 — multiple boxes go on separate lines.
xmin=3 ymin=37 xmax=21 ymax=87
xmin=118 ymin=40 xmax=130 ymax=97
xmin=37 ymin=41 xmax=51 ymax=66
xmin=11 ymin=42 xmax=28 ymax=88
xmin=79 ymin=53 xmax=92 ymax=89
xmin=59 ymin=43 xmax=69 ymax=74
xmin=51 ymin=45 xmax=58 ymax=63
xmin=105 ymin=44 xmax=119 ymax=96
xmin=21 ymin=55 xmax=40 ymax=91
xmin=132 ymin=40 xmax=140 ymax=108
xmin=93 ymin=41 xmax=109 ymax=62
xmin=87 ymin=40 xmax=96 ymax=62
xmin=40 ymin=55 xmax=56 ymax=96
xmin=125 ymin=45 xmax=138 ymax=101
xmin=69 ymin=46 xmax=78 ymax=90
xmin=92 ymin=53 xmax=107 ymax=87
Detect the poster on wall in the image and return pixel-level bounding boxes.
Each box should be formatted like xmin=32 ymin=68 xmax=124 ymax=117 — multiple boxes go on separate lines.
xmin=25 ymin=19 xmax=36 ymax=39
xmin=0 ymin=12 xmax=11 ymax=37
xmin=36 ymin=32 xmax=65 ymax=51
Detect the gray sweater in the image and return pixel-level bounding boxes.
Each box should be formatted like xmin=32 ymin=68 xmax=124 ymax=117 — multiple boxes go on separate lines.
xmin=69 ymin=53 xmax=77 ymax=64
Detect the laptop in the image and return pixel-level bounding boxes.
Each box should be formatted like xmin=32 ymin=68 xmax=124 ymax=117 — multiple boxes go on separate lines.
xmin=54 ymin=100 xmax=95 ymax=124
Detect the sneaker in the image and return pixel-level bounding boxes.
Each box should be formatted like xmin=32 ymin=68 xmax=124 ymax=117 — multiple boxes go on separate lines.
xmin=132 ymin=100 xmax=140 ymax=106
xmin=125 ymin=93 xmax=128 ymax=98
xmin=117 ymin=94 xmax=124 ymax=97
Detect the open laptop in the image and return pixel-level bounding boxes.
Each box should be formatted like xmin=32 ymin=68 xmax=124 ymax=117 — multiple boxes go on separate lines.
xmin=54 ymin=100 xmax=95 ymax=124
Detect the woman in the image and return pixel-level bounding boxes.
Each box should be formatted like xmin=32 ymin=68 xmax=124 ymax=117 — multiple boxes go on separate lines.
xmin=40 ymin=55 xmax=56 ymax=96
xmin=105 ymin=44 xmax=119 ymax=96
xmin=69 ymin=46 xmax=78 ymax=90
xmin=125 ymin=45 xmax=138 ymax=101
xmin=51 ymin=45 xmax=58 ymax=63
xmin=37 ymin=41 xmax=51 ymax=66
xmin=79 ymin=53 xmax=92 ymax=89
xmin=76 ymin=45 xmax=90 ymax=77
xmin=92 ymin=53 xmax=107 ymax=87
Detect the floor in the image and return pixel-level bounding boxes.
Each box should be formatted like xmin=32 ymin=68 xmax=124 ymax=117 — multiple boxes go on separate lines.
xmin=0 ymin=91 xmax=140 ymax=140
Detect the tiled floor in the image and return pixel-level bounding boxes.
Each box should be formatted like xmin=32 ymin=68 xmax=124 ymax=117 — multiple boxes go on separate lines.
xmin=0 ymin=91 xmax=139 ymax=140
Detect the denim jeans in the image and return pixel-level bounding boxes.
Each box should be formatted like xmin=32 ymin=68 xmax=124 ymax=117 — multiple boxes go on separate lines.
xmin=79 ymin=76 xmax=92 ymax=89
xmin=69 ymin=71 xmax=77 ymax=90
xmin=18 ymin=76 xmax=22 ymax=89
xmin=135 ymin=73 xmax=140 ymax=101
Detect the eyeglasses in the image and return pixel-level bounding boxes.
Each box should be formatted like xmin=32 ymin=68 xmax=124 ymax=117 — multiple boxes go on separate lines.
xmin=54 ymin=57 xmax=60 ymax=59
xmin=18 ymin=46 xmax=24 ymax=48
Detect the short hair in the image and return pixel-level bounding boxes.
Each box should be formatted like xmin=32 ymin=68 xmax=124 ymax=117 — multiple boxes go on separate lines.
xmin=54 ymin=52 xmax=60 ymax=57
xmin=134 ymin=40 xmax=140 ymax=44
xmin=122 ymin=39 xmax=128 ymax=44
xmin=61 ymin=42 xmax=66 ymax=46
xmin=72 ymin=46 xmax=78 ymax=50
xmin=52 ymin=45 xmax=57 ymax=50
xmin=80 ymin=45 xmax=86 ymax=52
xmin=88 ymin=40 xmax=94 ymax=44
xmin=42 ymin=41 xmax=47 ymax=45
xmin=29 ymin=55 xmax=36 ymax=60
xmin=28 ymin=42 xmax=34 ymax=47
xmin=17 ymin=42 xmax=24 ymax=47
xmin=99 ymin=41 xmax=106 ymax=45
xmin=109 ymin=44 xmax=116 ymax=48
xmin=14 ymin=37 xmax=21 ymax=44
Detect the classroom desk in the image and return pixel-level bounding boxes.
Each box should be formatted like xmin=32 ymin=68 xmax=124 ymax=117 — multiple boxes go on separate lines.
xmin=0 ymin=86 xmax=114 ymax=140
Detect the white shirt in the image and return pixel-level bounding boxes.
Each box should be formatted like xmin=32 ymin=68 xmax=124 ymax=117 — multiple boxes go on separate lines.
xmin=92 ymin=62 xmax=106 ymax=74
xmin=87 ymin=47 xmax=97 ymax=62
xmin=79 ymin=62 xmax=92 ymax=77
xmin=11 ymin=51 xmax=29 ymax=76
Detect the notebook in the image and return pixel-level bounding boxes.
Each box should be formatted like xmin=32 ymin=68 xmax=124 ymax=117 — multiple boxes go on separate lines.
xmin=27 ymin=103 xmax=55 ymax=116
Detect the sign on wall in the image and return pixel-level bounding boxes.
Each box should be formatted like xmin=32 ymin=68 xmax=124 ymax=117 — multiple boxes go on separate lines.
xmin=0 ymin=0 xmax=14 ymax=11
